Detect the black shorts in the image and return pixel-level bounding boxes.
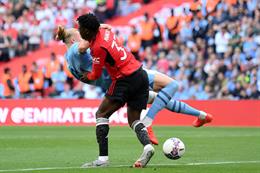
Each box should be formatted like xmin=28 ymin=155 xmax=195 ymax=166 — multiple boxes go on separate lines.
xmin=105 ymin=67 xmax=149 ymax=110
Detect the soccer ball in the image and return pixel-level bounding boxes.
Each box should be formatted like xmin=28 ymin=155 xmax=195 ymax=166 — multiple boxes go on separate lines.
xmin=163 ymin=137 xmax=185 ymax=160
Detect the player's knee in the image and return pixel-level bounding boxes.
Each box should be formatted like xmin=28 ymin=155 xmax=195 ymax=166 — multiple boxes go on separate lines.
xmin=159 ymin=80 xmax=179 ymax=99
xmin=148 ymin=91 xmax=157 ymax=104
xmin=166 ymin=80 xmax=179 ymax=93
xmin=96 ymin=109 xmax=107 ymax=118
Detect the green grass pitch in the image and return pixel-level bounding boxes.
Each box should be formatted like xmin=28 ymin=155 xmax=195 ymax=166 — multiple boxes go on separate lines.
xmin=0 ymin=126 xmax=260 ymax=173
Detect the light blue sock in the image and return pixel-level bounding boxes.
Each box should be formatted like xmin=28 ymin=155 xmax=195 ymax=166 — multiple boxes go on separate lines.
xmin=166 ymin=99 xmax=202 ymax=117
xmin=146 ymin=81 xmax=179 ymax=120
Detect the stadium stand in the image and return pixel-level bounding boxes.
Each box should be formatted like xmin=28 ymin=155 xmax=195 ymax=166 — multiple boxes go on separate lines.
xmin=0 ymin=0 xmax=259 ymax=99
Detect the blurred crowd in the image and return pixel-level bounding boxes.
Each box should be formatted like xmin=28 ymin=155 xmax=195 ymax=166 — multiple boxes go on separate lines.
xmin=130 ymin=0 xmax=260 ymax=100
xmin=1 ymin=0 xmax=260 ymax=100
xmin=1 ymin=52 xmax=104 ymax=99
xmin=0 ymin=0 xmax=144 ymax=62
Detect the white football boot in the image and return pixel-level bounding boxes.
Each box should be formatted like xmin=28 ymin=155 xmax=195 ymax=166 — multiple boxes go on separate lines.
xmin=81 ymin=159 xmax=109 ymax=168
xmin=133 ymin=144 xmax=155 ymax=168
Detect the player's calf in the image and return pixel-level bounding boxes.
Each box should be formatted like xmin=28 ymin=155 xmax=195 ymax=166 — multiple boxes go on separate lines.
xmin=96 ymin=118 xmax=109 ymax=157
xmin=82 ymin=118 xmax=110 ymax=168
xmin=131 ymin=120 xmax=151 ymax=146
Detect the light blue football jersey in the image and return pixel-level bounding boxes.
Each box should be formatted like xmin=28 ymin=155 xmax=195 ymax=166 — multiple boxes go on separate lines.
xmin=65 ymin=43 xmax=111 ymax=90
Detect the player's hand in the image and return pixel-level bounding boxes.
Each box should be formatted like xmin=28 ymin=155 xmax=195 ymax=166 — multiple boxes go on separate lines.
xmin=100 ymin=24 xmax=112 ymax=30
xmin=79 ymin=72 xmax=91 ymax=83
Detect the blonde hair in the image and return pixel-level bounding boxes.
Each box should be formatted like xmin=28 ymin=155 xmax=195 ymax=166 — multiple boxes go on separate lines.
xmin=56 ymin=26 xmax=78 ymax=45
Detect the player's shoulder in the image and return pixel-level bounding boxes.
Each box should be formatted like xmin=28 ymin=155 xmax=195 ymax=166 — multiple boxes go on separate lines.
xmin=97 ymin=28 xmax=114 ymax=44
xmin=68 ymin=42 xmax=79 ymax=55
xmin=66 ymin=43 xmax=79 ymax=60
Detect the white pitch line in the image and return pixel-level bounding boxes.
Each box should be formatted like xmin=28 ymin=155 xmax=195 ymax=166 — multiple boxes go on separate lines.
xmin=0 ymin=160 xmax=260 ymax=172
xmin=0 ymin=167 xmax=80 ymax=173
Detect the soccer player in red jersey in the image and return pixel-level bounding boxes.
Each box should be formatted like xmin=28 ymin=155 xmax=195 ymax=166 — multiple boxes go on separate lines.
xmin=77 ymin=13 xmax=154 ymax=168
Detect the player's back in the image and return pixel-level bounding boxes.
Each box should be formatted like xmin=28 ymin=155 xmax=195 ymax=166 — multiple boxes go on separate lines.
xmin=91 ymin=28 xmax=141 ymax=79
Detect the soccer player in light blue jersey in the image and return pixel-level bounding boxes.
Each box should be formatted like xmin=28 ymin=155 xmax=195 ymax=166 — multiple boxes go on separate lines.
xmin=56 ymin=26 xmax=213 ymax=147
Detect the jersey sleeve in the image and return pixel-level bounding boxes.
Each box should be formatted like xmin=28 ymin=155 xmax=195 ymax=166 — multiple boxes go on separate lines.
xmin=86 ymin=47 xmax=107 ymax=80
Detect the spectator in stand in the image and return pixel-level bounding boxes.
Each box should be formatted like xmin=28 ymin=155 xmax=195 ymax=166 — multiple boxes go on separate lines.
xmin=63 ymin=60 xmax=74 ymax=90
xmin=229 ymin=26 xmax=242 ymax=49
xmin=190 ymin=0 xmax=202 ymax=16
xmin=212 ymin=7 xmax=226 ymax=25
xmin=28 ymin=20 xmax=41 ymax=51
xmin=11 ymin=0 xmax=28 ymax=19
xmin=192 ymin=17 xmax=206 ymax=40
xmin=127 ymin=25 xmax=142 ymax=61
xmin=248 ymin=84 xmax=260 ymax=99
xmin=105 ymin=0 xmax=118 ymax=19
xmin=60 ymin=84 xmax=76 ymax=99
xmin=45 ymin=52 xmax=60 ymax=87
xmin=61 ymin=2 xmax=74 ymax=28
xmin=13 ymin=16 xmax=30 ymax=33
xmin=0 ymin=29 xmax=10 ymax=62
xmin=51 ymin=64 xmax=66 ymax=97
xmin=55 ymin=11 xmax=68 ymax=27
xmin=180 ymin=21 xmax=193 ymax=43
xmin=166 ymin=9 xmax=180 ymax=42
xmin=118 ymin=0 xmax=141 ymax=16
xmin=31 ymin=62 xmax=44 ymax=97
xmin=246 ymin=0 xmax=257 ymax=17
xmin=242 ymin=35 xmax=258 ymax=59
xmin=39 ymin=16 xmax=55 ymax=46
xmin=94 ymin=0 xmax=118 ymax=22
xmin=18 ymin=65 xmax=33 ymax=98
xmin=83 ymin=84 xmax=103 ymax=99
xmin=4 ymin=15 xmax=18 ymax=59
xmin=214 ymin=25 xmax=231 ymax=58
xmin=152 ymin=17 xmax=164 ymax=45
xmin=157 ymin=51 xmax=169 ymax=74
xmin=16 ymin=29 xmax=28 ymax=56
xmin=115 ymin=30 xmax=124 ymax=46
xmin=1 ymin=67 xmax=15 ymax=99
xmin=140 ymin=12 xmax=154 ymax=49
xmin=94 ymin=0 xmax=107 ymax=23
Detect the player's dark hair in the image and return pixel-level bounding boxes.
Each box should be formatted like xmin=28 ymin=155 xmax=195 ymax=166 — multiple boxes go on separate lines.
xmin=77 ymin=13 xmax=100 ymax=41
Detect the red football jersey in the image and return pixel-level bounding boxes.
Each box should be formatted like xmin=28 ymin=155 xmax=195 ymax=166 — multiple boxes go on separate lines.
xmin=87 ymin=28 xmax=141 ymax=80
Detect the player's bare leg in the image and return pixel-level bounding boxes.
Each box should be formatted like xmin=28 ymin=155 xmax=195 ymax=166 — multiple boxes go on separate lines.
xmin=81 ymin=97 xmax=122 ymax=168
xmin=128 ymin=107 xmax=154 ymax=168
